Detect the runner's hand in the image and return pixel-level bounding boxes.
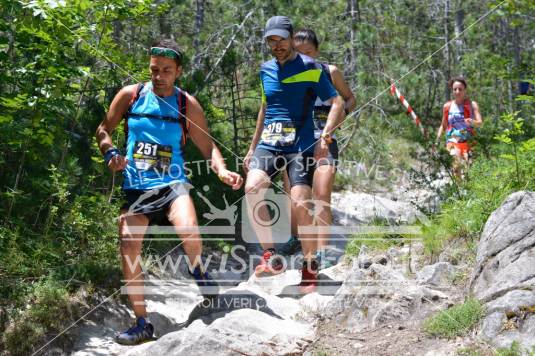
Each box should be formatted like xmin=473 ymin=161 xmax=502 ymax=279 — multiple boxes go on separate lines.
xmin=314 ymin=138 xmax=329 ymax=161
xmin=464 ymin=118 xmax=473 ymax=126
xmin=218 ymin=169 xmax=243 ymax=190
xmin=107 ymin=154 xmax=128 ymax=172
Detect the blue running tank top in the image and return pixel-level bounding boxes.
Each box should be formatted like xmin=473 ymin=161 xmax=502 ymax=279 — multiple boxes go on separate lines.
xmin=446 ymin=101 xmax=473 ymax=143
xmin=123 ymin=82 xmax=189 ymax=190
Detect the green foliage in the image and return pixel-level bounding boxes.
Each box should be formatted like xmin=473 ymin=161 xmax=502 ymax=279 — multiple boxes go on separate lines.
xmin=455 ymin=346 xmax=483 ymax=356
xmin=2 ymin=279 xmax=77 ymax=356
xmin=423 ymin=298 xmax=484 ymax=338
xmin=494 ymin=111 xmax=535 ymax=184
xmin=423 ymin=110 xmax=535 ymax=256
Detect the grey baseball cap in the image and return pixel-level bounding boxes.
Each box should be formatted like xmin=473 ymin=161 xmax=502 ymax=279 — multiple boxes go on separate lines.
xmin=264 ymin=16 xmax=293 ymax=39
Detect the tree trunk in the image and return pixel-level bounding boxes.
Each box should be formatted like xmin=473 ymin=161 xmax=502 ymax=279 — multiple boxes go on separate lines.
xmin=512 ymin=26 xmax=521 ymax=95
xmin=443 ymin=0 xmax=451 ymax=103
xmin=158 ymin=15 xmax=171 ymax=38
xmin=454 ymin=7 xmax=464 ymax=68
xmin=230 ymin=69 xmax=238 ymax=153
xmin=112 ymin=20 xmax=122 ymax=44
xmin=193 ymin=0 xmax=205 ymax=70
xmin=344 ymin=0 xmax=358 ymax=87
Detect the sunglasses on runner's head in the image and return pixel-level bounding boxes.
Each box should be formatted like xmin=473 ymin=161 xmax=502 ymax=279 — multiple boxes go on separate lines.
xmin=150 ymin=47 xmax=181 ymax=60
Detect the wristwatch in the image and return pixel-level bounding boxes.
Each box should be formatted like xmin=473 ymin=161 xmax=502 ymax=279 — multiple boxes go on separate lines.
xmin=320 ymin=132 xmax=333 ymax=144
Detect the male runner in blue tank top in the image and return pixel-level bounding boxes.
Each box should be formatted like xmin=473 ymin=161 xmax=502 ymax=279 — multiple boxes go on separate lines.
xmin=96 ymin=39 xmax=243 ymax=345
xmin=243 ymin=16 xmax=343 ymax=294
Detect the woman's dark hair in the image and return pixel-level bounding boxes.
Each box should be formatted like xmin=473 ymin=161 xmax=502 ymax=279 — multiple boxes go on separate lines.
xmin=151 ymin=38 xmax=183 ymax=66
xmin=293 ymin=29 xmax=319 ymax=49
xmin=449 ymin=76 xmax=467 ymax=89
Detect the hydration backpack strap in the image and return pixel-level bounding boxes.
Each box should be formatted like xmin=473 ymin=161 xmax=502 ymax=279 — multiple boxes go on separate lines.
xmin=177 ymin=89 xmax=189 ymax=147
xmin=123 ymin=83 xmax=144 ymax=139
xmin=463 ymin=99 xmax=473 ymax=120
xmin=443 ymin=100 xmax=452 ymax=131
xmin=464 ymin=99 xmax=476 ymax=136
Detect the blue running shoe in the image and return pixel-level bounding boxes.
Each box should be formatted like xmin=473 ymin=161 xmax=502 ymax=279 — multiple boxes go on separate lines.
xmin=278 ymin=235 xmax=302 ymax=256
xmin=189 ymin=266 xmax=220 ymax=297
xmin=114 ymin=316 xmax=154 ymax=345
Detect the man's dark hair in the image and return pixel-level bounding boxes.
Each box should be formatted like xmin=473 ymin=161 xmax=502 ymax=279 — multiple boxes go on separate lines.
xmin=293 ymin=29 xmax=319 ymax=50
xmin=151 ymin=38 xmax=183 ymax=66
xmin=449 ymin=76 xmax=467 ymax=89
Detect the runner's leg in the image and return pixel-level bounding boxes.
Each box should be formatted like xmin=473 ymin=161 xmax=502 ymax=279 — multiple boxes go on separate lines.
xmin=119 ymin=211 xmax=149 ymax=317
xmin=313 ymin=164 xmax=336 ymax=250
xmin=245 ymin=169 xmax=273 ymax=248
xmin=167 ymin=194 xmax=202 ymax=269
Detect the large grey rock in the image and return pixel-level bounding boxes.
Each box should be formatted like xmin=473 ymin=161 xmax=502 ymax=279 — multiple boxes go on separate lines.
xmin=417 ymin=262 xmax=456 ymax=286
xmin=469 ymin=191 xmax=535 ymax=350
xmin=331 ymin=191 xmax=429 ymax=225
xmin=322 ymin=257 xmax=451 ymax=333
xmin=125 ymin=309 xmax=313 ymax=356
xmin=71 ymin=266 xmax=334 ymax=356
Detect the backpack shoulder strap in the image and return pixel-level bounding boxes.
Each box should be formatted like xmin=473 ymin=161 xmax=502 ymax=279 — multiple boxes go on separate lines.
xmin=177 ymin=88 xmax=189 ymax=147
xmin=125 ymin=83 xmax=144 ymax=115
xmin=123 ymin=82 xmax=144 ymax=139
xmin=463 ymin=98 xmax=472 ymax=119
xmin=443 ymin=100 xmax=452 ymax=129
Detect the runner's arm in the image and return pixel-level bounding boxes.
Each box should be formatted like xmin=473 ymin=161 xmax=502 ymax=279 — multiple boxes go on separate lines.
xmin=436 ymin=103 xmax=450 ymax=143
xmin=471 ymin=101 xmax=483 ymax=128
xmin=329 ymin=64 xmax=356 ymax=116
xmin=95 ymin=85 xmax=136 ymax=171
xmin=186 ymin=93 xmax=243 ymax=190
xmin=315 ymin=94 xmax=344 ymax=161
xmin=320 ymin=95 xmax=344 ymax=136
xmin=244 ymin=102 xmax=266 ymax=171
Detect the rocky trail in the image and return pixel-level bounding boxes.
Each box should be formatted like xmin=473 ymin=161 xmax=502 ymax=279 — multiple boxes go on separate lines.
xmin=44 ymin=191 xmax=535 ymax=356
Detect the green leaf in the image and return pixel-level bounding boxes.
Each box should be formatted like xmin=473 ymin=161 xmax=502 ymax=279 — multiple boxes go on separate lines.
xmin=0 ymin=94 xmax=28 ymax=110
xmin=499 ymin=154 xmax=515 ymax=161
xmin=516 ymin=95 xmax=535 ymax=103
xmin=520 ymin=139 xmax=535 ymax=153
xmin=0 ymin=114 xmax=13 ymax=124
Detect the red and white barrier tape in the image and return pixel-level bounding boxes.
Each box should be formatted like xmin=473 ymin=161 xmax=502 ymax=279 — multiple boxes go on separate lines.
xmin=390 ymin=83 xmax=427 ymax=137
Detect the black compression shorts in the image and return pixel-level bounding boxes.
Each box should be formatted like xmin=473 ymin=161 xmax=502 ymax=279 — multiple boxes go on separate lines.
xmin=249 ymin=148 xmax=314 ymax=187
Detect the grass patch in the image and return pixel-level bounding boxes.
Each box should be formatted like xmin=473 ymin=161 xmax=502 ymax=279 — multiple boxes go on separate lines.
xmin=494 ymin=341 xmax=531 ymax=356
xmin=423 ymin=298 xmax=484 ymax=338
xmin=456 ymin=346 xmax=484 ymax=356
xmin=422 ymin=148 xmax=535 ymax=257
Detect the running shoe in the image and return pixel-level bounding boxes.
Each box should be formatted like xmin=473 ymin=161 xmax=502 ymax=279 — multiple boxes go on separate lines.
xmin=114 ymin=316 xmax=154 ymax=345
xmin=254 ymin=248 xmax=286 ymax=277
xmin=189 ymin=265 xmax=220 ymax=297
xmin=298 ymin=259 xmax=319 ymax=294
